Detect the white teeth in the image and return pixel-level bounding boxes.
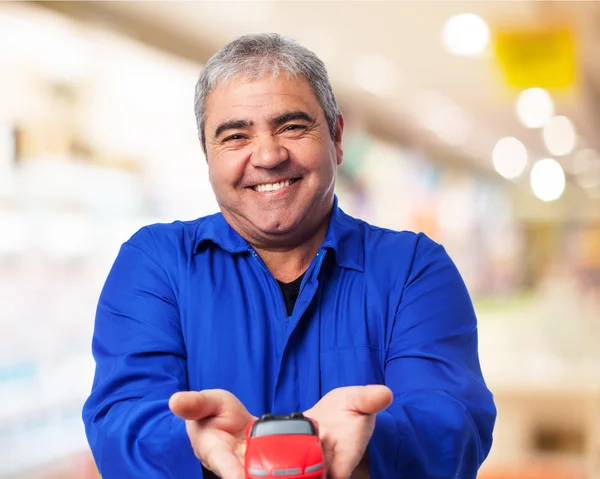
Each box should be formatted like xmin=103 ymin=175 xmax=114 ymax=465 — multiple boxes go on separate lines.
xmin=253 ymin=179 xmax=293 ymax=192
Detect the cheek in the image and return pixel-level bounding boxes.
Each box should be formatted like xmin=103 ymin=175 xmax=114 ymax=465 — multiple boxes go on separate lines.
xmin=207 ymin=162 xmax=221 ymax=189
xmin=208 ymin=154 xmax=244 ymax=187
xmin=290 ymin=142 xmax=335 ymax=170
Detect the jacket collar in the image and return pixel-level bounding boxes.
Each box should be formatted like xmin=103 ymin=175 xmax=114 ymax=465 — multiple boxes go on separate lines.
xmin=194 ymin=196 xmax=364 ymax=271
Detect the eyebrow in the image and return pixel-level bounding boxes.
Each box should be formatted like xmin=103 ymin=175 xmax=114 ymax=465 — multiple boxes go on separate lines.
xmin=213 ymin=111 xmax=315 ymax=140
xmin=214 ymin=119 xmax=253 ymax=139
xmin=269 ymin=111 xmax=315 ymax=128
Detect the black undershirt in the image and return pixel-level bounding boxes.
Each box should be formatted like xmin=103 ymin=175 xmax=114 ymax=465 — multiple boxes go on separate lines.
xmin=277 ymin=273 xmax=305 ymax=316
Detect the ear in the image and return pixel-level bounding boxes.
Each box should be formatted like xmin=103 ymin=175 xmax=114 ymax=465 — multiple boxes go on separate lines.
xmin=333 ymin=113 xmax=344 ymax=167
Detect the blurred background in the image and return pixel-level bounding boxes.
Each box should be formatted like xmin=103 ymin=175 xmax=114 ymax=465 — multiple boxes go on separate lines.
xmin=0 ymin=1 xmax=599 ymax=478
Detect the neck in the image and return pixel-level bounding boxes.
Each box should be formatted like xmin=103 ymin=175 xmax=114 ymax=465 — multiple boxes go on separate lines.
xmin=253 ymin=218 xmax=329 ymax=283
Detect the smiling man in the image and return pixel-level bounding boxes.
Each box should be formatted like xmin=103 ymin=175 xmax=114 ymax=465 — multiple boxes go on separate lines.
xmin=203 ymin=73 xmax=342 ymax=284
xmin=82 ymin=34 xmax=497 ymax=479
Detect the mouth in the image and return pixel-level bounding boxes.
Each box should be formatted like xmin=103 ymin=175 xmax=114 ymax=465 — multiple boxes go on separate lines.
xmin=250 ymin=178 xmax=300 ymax=193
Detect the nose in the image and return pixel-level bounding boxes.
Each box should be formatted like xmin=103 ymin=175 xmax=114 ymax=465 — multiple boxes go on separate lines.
xmin=250 ymin=136 xmax=289 ymax=169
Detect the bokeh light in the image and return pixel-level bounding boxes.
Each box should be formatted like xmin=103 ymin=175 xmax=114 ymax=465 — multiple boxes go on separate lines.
xmin=492 ymin=136 xmax=528 ymax=179
xmin=517 ymin=88 xmax=555 ymax=128
xmin=530 ymin=158 xmax=566 ymax=201
xmin=442 ymin=13 xmax=490 ymax=56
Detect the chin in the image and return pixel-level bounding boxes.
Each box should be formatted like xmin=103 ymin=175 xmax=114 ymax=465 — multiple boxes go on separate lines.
xmin=257 ymin=223 xmax=297 ymax=236
xmin=254 ymin=216 xmax=301 ymax=236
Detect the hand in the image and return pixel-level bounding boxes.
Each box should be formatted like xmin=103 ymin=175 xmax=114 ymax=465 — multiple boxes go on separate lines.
xmin=169 ymin=389 xmax=257 ymax=479
xmin=303 ymin=385 xmax=393 ymax=479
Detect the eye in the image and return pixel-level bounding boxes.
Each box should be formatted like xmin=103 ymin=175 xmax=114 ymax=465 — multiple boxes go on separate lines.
xmin=280 ymin=124 xmax=306 ymax=135
xmin=222 ymin=134 xmax=247 ymax=143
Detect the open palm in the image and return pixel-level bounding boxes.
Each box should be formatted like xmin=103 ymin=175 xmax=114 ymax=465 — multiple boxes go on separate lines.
xmin=303 ymin=385 xmax=393 ymax=479
xmin=169 ymin=389 xmax=257 ymax=479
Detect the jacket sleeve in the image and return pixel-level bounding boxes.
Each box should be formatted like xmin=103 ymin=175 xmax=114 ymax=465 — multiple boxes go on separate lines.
xmin=81 ymin=227 xmax=202 ymax=478
xmin=367 ymin=237 xmax=497 ymax=478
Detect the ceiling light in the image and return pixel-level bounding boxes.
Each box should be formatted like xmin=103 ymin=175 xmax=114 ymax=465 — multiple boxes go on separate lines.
xmin=542 ymin=116 xmax=577 ymax=156
xmin=442 ymin=13 xmax=490 ymax=56
xmin=530 ymin=158 xmax=565 ymax=202
xmin=492 ymin=137 xmax=528 ymax=179
xmin=517 ymin=88 xmax=555 ymax=128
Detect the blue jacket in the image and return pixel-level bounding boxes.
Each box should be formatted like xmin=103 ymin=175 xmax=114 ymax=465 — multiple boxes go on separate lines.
xmin=82 ymin=197 xmax=496 ymax=478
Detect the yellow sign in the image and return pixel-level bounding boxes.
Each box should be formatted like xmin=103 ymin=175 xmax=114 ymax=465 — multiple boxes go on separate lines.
xmin=493 ymin=26 xmax=576 ymax=90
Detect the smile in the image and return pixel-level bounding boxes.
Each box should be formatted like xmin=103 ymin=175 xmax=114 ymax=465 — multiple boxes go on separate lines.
xmin=252 ymin=178 xmax=298 ymax=193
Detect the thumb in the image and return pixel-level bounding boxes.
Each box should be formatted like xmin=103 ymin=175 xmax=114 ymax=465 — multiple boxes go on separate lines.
xmin=169 ymin=390 xmax=224 ymax=421
xmin=346 ymin=385 xmax=393 ymax=415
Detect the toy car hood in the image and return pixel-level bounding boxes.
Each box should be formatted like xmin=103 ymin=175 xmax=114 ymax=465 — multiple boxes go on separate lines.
xmin=246 ymin=434 xmax=324 ymax=471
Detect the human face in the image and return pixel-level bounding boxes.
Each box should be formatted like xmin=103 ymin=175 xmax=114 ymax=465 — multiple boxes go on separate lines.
xmin=203 ymin=73 xmax=343 ymax=248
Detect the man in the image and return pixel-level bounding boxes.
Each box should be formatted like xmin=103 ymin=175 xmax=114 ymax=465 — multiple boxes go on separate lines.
xmin=82 ymin=33 xmax=496 ymax=478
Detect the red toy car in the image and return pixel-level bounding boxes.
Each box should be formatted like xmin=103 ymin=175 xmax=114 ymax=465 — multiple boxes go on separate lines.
xmin=244 ymin=412 xmax=326 ymax=478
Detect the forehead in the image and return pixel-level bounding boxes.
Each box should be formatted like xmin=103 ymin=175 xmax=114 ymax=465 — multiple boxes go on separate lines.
xmin=204 ymin=73 xmax=322 ymax=127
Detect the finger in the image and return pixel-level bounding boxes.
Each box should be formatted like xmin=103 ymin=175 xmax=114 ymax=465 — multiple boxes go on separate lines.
xmin=202 ymin=443 xmax=245 ymax=479
xmin=320 ymin=436 xmax=336 ymax=479
xmin=169 ymin=390 xmax=225 ymax=421
xmin=346 ymin=385 xmax=393 ymax=415
xmin=324 ymin=434 xmax=364 ymax=479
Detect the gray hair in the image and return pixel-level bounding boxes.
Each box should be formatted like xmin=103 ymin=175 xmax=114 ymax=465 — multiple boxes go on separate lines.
xmin=194 ymin=33 xmax=340 ymax=151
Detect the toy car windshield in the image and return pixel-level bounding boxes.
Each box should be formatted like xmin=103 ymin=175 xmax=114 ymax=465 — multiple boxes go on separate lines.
xmin=250 ymin=416 xmax=317 ymax=437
